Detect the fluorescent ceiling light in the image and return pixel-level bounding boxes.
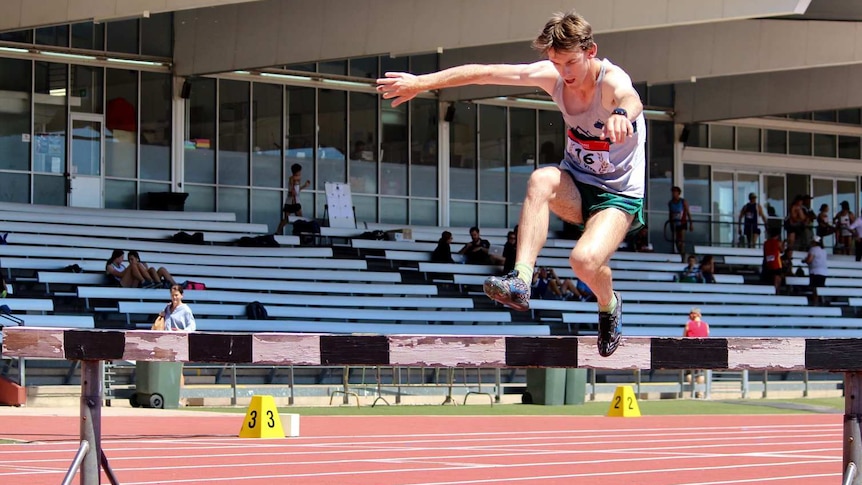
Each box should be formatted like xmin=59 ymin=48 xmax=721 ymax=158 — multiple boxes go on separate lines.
xmin=49 ymin=88 xmax=66 ymax=97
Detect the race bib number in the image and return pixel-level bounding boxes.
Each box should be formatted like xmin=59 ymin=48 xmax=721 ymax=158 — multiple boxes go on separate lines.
xmin=566 ymin=130 xmax=612 ymax=174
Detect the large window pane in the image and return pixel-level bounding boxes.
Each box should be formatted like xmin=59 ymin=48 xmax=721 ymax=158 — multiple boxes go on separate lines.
xmin=141 ymin=13 xmax=172 ymax=57
xmin=0 ymin=58 xmax=31 ymax=171
xmin=286 ymin=87 xmax=316 ymax=205
xmin=140 ymin=72 xmax=171 ymax=181
xmin=70 ymin=65 xmax=103 ymax=114
xmin=186 ymin=78 xmax=216 ymax=184
xmin=349 ymin=57 xmax=378 ymax=79
xmin=509 ymin=108 xmax=535 ymax=205
xmin=184 ymin=184 xmax=215 ymax=212
xmin=380 ymin=197 xmax=407 ymax=224
xmin=252 ymin=189 xmax=281 ymax=234
xmin=710 ymin=125 xmax=734 ymax=150
xmin=353 ymin=194 xmax=377 ymax=224
xmin=34 ymin=62 xmax=67 ymax=174
xmin=479 ymin=202 xmax=506 ymax=227
xmin=33 ymin=174 xmax=65 ymax=205
xmin=648 ymin=120 xmax=674 ymax=251
xmin=479 ymin=105 xmax=506 ymax=202
xmin=252 ymin=83 xmax=283 ymax=188
xmin=411 ymin=54 xmax=438 ymax=75
xmin=0 ymin=172 xmax=29 ymax=203
xmin=35 ymin=26 xmax=68 ymax=47
xmin=411 ymin=199 xmax=437 ymax=226
xmin=381 ymin=101 xmax=407 ymax=196
xmin=538 ymin=110 xmax=564 ymax=165
xmin=71 ymin=22 xmax=104 ymax=50
xmin=788 ymin=131 xmax=811 ymax=156
xmin=839 ymin=136 xmax=861 ymax=160
xmin=105 ymin=69 xmax=137 ymax=178
xmin=736 ymin=127 xmax=760 ymax=152
xmin=104 ymin=179 xmax=136 ymax=209
xmin=349 ymin=92 xmax=378 ymax=194
xmin=410 ymin=98 xmax=438 ymax=198
xmin=0 ymin=30 xmax=33 ymax=44
xmin=764 ymin=130 xmax=787 ymax=154
xmin=683 ymin=164 xmax=711 ymax=248
xmin=218 ymin=187 xmax=249 ymax=223
xmin=107 ymin=19 xmax=139 ymax=54
xmin=318 ymin=89 xmax=346 ymax=189
xmin=450 ymin=102 xmax=477 ymax=200
xmin=683 ymin=124 xmax=708 ymax=148
xmin=139 ymin=181 xmax=169 ymax=208
xmin=218 ymin=79 xmax=250 ymax=186
xmin=319 ymin=60 xmax=346 ymax=76
xmin=838 ymin=108 xmax=861 ymax=125
xmin=813 ymin=133 xmax=836 ymax=158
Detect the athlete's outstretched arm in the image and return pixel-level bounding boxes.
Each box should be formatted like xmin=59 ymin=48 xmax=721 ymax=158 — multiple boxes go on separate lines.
xmin=376 ymin=62 xmax=556 ymax=107
xmin=600 ymin=66 xmax=643 ymax=143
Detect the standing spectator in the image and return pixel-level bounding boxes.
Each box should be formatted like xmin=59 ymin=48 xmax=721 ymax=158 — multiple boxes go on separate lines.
xmin=128 ymin=250 xmax=177 ymax=288
xmin=738 ymin=192 xmax=767 ymax=248
xmin=668 ymin=186 xmax=692 ymax=257
xmin=847 ymin=216 xmax=862 ymax=262
xmin=762 ymin=228 xmax=784 ymax=294
xmin=699 ymin=255 xmax=716 ymax=284
xmin=803 ymin=236 xmax=829 ymax=306
xmin=502 ymin=230 xmax=517 ymax=274
xmin=834 ymin=201 xmax=855 ymax=255
xmin=431 ymin=231 xmax=455 ymax=263
xmin=459 ymin=227 xmax=502 ymax=265
xmin=683 ymin=307 xmax=710 ymax=396
xmin=816 ymin=203 xmax=836 ymax=240
xmin=678 ymin=255 xmax=703 ymax=283
xmin=784 ymin=196 xmax=808 ymax=250
xmin=683 ymin=307 xmax=710 ymax=338
xmin=159 ymin=284 xmax=195 ymax=406
xmin=275 ymin=163 xmax=311 ymax=235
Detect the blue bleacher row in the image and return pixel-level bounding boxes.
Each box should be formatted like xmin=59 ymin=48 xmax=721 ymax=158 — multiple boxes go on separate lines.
xmin=0 ymin=201 xmax=861 ymax=340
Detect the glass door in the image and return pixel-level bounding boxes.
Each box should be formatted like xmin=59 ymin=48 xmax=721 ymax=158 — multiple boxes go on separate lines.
xmin=68 ymin=114 xmax=104 ymax=208
xmin=763 ymin=174 xmax=785 ymax=238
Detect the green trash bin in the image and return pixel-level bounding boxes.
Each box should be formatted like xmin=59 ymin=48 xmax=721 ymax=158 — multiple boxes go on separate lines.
xmin=132 ymin=361 xmax=183 ymax=409
xmin=565 ymin=368 xmax=587 ymax=405
xmin=524 ymin=368 xmax=566 ymax=405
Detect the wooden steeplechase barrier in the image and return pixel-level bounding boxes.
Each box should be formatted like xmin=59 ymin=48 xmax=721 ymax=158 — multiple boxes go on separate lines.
xmin=3 ymin=327 xmax=862 ymax=484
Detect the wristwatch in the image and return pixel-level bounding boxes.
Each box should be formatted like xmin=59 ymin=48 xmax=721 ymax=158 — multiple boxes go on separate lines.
xmin=611 ymin=107 xmax=627 ymax=118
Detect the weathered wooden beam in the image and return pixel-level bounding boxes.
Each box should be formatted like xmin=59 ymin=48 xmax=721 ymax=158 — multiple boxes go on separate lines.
xmin=1 ymin=327 xmax=845 ymax=371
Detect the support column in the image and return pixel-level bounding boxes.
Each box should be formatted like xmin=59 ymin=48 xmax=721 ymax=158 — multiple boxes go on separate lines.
xmin=844 ymin=372 xmax=862 ymax=485
xmin=80 ymin=360 xmax=102 ymax=485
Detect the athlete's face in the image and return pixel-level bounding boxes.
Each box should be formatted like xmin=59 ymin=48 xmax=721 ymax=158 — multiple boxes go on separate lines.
xmin=548 ymin=46 xmax=596 ymax=87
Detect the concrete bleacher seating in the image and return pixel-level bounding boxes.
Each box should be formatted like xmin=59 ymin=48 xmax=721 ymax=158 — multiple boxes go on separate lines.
xmin=0 ymin=210 xmax=266 ymax=234
xmin=0 ymin=298 xmax=54 ymax=313
xmin=191 ymin=319 xmax=550 ymax=336
xmin=0 ymin=201 xmax=237 ymax=222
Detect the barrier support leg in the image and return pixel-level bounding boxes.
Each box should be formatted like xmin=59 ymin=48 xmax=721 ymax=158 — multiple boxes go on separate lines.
xmin=844 ymin=372 xmax=862 ymax=485
xmin=80 ymin=360 xmax=102 ymax=485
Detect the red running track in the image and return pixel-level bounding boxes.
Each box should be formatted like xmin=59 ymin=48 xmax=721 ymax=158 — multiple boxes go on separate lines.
xmin=0 ymin=412 xmax=842 ymax=485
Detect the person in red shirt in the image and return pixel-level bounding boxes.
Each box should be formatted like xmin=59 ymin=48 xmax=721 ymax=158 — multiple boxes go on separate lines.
xmin=762 ymin=228 xmax=784 ymax=294
xmin=683 ymin=307 xmax=710 ymax=338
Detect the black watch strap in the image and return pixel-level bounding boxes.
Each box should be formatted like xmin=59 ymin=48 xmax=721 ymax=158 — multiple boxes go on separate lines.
xmin=612 ymin=107 xmax=627 ymax=118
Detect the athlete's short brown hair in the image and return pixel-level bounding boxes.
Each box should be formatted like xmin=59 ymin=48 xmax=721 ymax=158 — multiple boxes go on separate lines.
xmin=532 ymin=10 xmax=595 ymax=54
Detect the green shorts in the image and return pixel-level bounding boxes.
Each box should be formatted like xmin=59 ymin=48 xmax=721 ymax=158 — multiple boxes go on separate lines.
xmin=567 ymin=174 xmax=645 ymax=236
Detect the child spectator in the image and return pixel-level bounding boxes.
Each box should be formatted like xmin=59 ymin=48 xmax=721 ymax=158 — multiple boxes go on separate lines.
xmin=678 ymin=255 xmax=703 ymax=283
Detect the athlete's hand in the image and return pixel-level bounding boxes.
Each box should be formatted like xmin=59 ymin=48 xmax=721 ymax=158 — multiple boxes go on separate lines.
xmin=377 ymin=72 xmax=422 ymax=107
xmin=603 ymin=113 xmax=634 ymax=144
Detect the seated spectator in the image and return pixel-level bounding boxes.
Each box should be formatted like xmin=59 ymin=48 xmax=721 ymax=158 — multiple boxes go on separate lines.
xmin=502 ymin=230 xmax=517 ymax=274
xmin=531 ymin=267 xmax=562 ymax=300
xmin=431 ymin=231 xmax=455 ymax=263
xmin=683 ymin=307 xmax=710 ymax=338
xmin=106 ymin=249 xmax=148 ymax=288
xmin=698 ymin=255 xmax=716 ymax=284
xmin=803 ymin=236 xmax=828 ymax=306
xmin=780 ymin=243 xmax=797 ymax=279
xmin=632 ymin=225 xmax=653 ymax=252
xmin=0 ymin=270 xmax=7 ymax=298
xmin=128 ymin=250 xmax=177 ymax=288
xmin=678 ymin=255 xmax=703 ymax=283
xmin=458 ymin=227 xmax=503 ymax=265
xmin=574 ymin=279 xmax=596 ymax=302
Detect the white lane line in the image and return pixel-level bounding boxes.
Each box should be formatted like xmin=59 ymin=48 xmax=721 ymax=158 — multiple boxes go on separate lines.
xmin=676 ymin=472 xmax=839 ymax=485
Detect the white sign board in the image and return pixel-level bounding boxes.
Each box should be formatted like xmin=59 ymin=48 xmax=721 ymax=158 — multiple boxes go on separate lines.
xmin=324 ymin=182 xmax=355 ymax=228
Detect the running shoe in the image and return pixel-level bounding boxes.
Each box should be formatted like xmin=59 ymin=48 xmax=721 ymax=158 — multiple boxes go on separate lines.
xmin=483 ymin=270 xmax=531 ymax=311
xmin=597 ymin=291 xmax=623 ymax=357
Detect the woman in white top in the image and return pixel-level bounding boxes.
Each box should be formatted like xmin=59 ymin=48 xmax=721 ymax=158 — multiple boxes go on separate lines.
xmin=803 ymin=237 xmax=828 ymax=306
xmin=834 ymin=201 xmax=855 ymax=255
xmin=160 ymin=284 xmax=196 ymax=332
